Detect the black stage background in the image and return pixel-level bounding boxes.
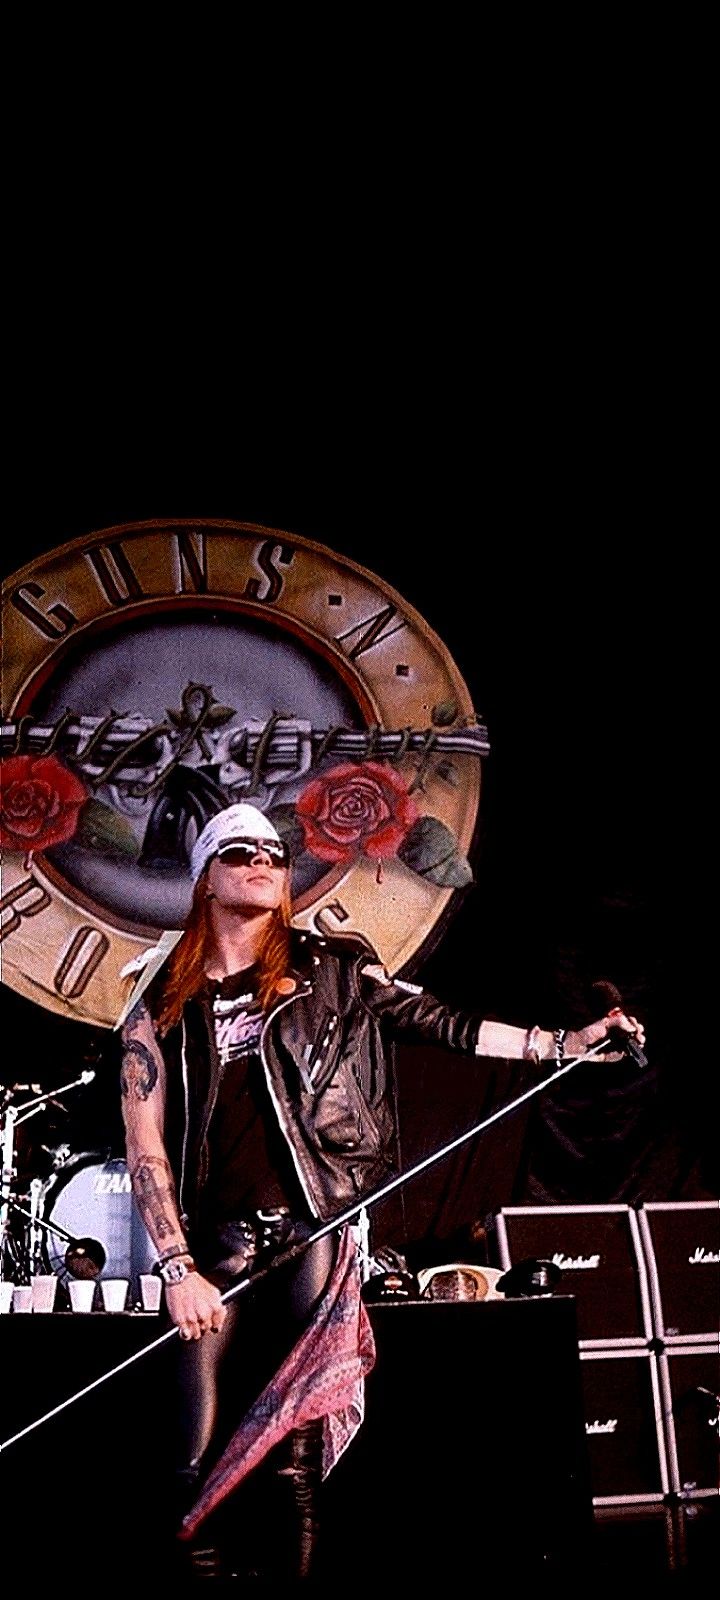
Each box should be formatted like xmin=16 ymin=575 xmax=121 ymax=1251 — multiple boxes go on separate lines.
xmin=0 ymin=436 xmax=714 ymax=1270
xmin=0 ymin=63 xmax=714 ymax=1589
xmin=1 ymin=386 xmax=715 ymax=1590
xmin=1 ymin=0 xmax=713 ymax=1241
xmin=1 ymin=441 xmax=713 ymax=1260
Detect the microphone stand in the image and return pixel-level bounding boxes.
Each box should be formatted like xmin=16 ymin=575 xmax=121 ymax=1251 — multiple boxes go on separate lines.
xmin=0 ymin=1037 xmax=612 ymax=1452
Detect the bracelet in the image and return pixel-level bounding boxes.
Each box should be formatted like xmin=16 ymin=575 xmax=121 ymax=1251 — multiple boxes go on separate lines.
xmin=553 ymin=1028 xmax=567 ymax=1067
xmin=156 ymin=1242 xmax=192 ymax=1266
xmin=523 ymin=1025 xmax=541 ymax=1064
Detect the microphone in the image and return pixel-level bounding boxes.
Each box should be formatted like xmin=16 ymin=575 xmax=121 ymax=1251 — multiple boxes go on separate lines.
xmin=590 ymin=980 xmax=648 ymax=1069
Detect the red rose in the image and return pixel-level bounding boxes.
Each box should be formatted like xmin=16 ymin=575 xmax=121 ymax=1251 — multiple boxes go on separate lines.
xmin=0 ymin=754 xmax=88 ymax=852
xmin=296 ymin=762 xmax=419 ymax=863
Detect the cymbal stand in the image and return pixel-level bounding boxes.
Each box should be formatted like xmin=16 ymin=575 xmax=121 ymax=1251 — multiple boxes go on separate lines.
xmin=0 ymin=1101 xmax=56 ymax=1282
xmin=0 ymin=1070 xmax=97 ymax=1282
xmin=0 ymin=1105 xmax=19 ymax=1282
xmin=28 ymin=1178 xmax=46 ymax=1276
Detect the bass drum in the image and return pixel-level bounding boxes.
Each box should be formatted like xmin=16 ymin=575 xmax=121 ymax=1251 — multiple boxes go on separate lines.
xmin=40 ymin=1154 xmax=156 ymax=1295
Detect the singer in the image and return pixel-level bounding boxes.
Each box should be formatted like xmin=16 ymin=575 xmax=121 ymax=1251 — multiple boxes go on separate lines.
xmin=119 ymin=802 xmax=644 ymax=1585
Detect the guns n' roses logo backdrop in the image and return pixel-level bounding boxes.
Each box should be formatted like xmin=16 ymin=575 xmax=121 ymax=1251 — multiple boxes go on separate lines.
xmin=1 ymin=520 xmax=488 ymax=1027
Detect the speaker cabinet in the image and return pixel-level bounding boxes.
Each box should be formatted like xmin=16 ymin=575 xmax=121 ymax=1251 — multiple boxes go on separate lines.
xmin=579 ymin=1347 xmax=669 ymax=1505
xmin=495 ymin=1205 xmax=653 ymax=1345
xmin=659 ymin=1344 xmax=720 ymax=1498
xmin=638 ymin=1201 xmax=720 ymax=1343
xmin=320 ymin=1296 xmax=593 ymax=1583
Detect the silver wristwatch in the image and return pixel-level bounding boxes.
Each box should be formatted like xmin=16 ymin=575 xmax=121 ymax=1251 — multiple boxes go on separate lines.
xmin=157 ymin=1256 xmax=197 ymax=1286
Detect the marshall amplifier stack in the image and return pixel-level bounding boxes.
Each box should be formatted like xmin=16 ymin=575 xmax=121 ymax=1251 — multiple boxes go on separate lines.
xmin=494 ymin=1201 xmax=719 ymax=1507
xmin=639 ymin=1202 xmax=720 ymax=1502
xmin=637 ymin=1201 xmax=719 ymax=1346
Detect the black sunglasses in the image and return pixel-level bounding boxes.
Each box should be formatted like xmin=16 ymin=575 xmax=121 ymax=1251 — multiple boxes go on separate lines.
xmin=215 ymin=837 xmax=290 ymax=869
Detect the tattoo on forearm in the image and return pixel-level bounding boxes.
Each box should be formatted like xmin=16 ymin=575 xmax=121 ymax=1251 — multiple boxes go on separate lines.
xmin=120 ymin=1041 xmax=158 ymax=1100
xmin=121 ymin=1001 xmax=160 ymax=1100
xmin=130 ymin=1156 xmax=183 ymax=1243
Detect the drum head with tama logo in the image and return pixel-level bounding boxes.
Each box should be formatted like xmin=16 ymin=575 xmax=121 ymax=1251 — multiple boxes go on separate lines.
xmin=40 ymin=1154 xmax=155 ymax=1295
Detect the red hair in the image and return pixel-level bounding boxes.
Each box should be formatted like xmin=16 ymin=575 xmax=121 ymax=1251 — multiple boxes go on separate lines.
xmin=155 ymin=873 xmax=293 ymax=1035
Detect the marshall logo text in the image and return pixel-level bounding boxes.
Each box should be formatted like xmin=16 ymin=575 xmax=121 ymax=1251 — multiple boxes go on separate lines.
xmin=552 ymin=1253 xmax=601 ymax=1270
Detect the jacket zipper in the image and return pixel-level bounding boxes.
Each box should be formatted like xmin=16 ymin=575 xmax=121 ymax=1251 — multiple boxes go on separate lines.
xmin=259 ymin=986 xmax=319 ymax=1218
xmin=194 ymin=998 xmax=232 ymax=1193
xmin=308 ymin=1012 xmax=338 ymax=1088
xmin=179 ymin=1016 xmax=190 ymax=1223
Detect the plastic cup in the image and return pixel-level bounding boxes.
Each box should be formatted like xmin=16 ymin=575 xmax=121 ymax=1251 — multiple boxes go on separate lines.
xmin=100 ymin=1278 xmax=128 ymax=1313
xmin=68 ymin=1278 xmax=96 ymax=1313
xmin=31 ymin=1274 xmax=59 ymax=1313
xmin=0 ymin=1281 xmax=14 ymax=1313
xmin=139 ymin=1273 xmax=162 ymax=1313
xmin=12 ymin=1285 xmax=33 ymax=1313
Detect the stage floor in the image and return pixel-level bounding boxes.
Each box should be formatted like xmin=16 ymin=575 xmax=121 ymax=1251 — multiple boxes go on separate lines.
xmin=1 ymin=1306 xmax=716 ymax=1590
xmin=590 ymin=1502 xmax=718 ymax=1594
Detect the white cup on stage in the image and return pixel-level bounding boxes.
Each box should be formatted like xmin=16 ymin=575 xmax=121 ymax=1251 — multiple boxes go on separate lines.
xmin=12 ymin=1285 xmax=33 ymax=1313
xmin=139 ymin=1273 xmax=162 ymax=1313
xmin=0 ymin=1281 xmax=14 ymax=1313
xmin=31 ymin=1274 xmax=59 ymax=1313
xmin=68 ymin=1278 xmax=96 ymax=1313
xmin=100 ymin=1277 xmax=128 ymax=1313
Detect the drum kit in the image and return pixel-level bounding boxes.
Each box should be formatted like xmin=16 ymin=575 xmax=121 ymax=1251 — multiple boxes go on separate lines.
xmin=0 ymin=1069 xmax=155 ymax=1305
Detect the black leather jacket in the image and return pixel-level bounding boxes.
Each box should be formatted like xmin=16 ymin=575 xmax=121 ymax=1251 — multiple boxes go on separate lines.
xmin=159 ymin=930 xmax=483 ymax=1227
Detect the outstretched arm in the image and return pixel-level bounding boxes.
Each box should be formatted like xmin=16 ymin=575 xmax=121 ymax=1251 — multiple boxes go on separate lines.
xmin=355 ymin=958 xmax=645 ymax=1063
xmin=121 ymin=1000 xmax=226 ymax=1339
xmin=476 ymin=1012 xmax=646 ymax=1064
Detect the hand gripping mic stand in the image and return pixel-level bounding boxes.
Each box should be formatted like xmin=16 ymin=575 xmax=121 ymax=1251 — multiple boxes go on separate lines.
xmin=0 ymin=1037 xmax=613 ymax=1453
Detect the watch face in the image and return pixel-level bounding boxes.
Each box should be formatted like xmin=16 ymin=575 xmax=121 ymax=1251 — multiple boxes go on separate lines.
xmin=1 ymin=519 xmax=487 ymax=1027
xmin=161 ymin=1259 xmax=189 ymax=1284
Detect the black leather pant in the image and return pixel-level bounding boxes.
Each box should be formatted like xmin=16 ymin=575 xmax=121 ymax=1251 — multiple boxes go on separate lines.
xmin=174 ymin=1211 xmax=336 ymax=1581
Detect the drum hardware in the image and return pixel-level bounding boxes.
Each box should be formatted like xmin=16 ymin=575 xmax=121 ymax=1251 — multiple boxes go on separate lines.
xmin=0 ymin=1070 xmax=97 ymax=1284
xmin=10 ymin=1201 xmax=106 ymax=1277
xmin=40 ymin=1143 xmax=73 ymax=1169
xmin=1 ymin=1103 xmax=22 ymax=1282
xmin=28 ymin=1177 xmax=45 ymax=1276
xmin=8 ymin=1071 xmax=96 ymax=1126
xmin=36 ymin=1153 xmax=156 ymax=1285
xmin=1 ymin=1081 xmax=42 ymax=1106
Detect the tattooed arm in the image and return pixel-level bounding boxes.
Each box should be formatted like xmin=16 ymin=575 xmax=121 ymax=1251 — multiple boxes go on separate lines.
xmin=121 ymin=999 xmax=225 ymax=1338
xmin=120 ymin=999 xmax=188 ymax=1259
